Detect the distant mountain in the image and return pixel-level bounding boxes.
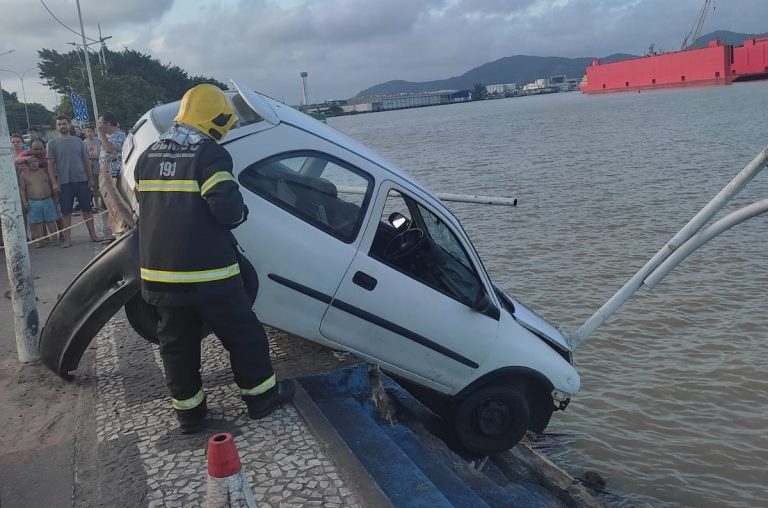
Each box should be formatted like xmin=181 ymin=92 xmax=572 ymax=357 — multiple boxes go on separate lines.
xmin=356 ymin=30 xmax=766 ymax=97
xmin=690 ymin=29 xmax=768 ymax=48
xmin=357 ymin=56 xmax=599 ymax=97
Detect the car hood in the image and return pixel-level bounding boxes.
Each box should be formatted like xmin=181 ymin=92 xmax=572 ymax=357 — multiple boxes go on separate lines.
xmin=505 ymin=295 xmax=572 ymax=352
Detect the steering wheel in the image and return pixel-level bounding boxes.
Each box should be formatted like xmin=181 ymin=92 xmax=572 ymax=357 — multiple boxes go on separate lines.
xmin=384 ymin=228 xmax=425 ymax=260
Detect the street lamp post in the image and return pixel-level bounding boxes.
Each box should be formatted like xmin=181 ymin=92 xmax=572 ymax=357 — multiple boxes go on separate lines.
xmin=0 ymin=67 xmax=37 ymax=130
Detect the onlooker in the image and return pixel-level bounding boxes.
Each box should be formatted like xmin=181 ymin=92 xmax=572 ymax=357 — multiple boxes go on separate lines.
xmin=84 ymin=125 xmax=102 ymax=209
xmin=3 ymin=134 xmax=29 ymax=246
xmin=98 ymin=111 xmax=126 ymax=179
xmin=18 ymin=139 xmax=54 ymax=237
xmin=19 ymin=155 xmax=59 ymax=247
xmin=28 ymin=127 xmax=45 ymax=146
xmin=16 ymin=139 xmax=48 ymax=172
xmin=11 ymin=134 xmax=25 ymax=177
xmin=47 ymin=116 xmax=101 ymax=247
xmin=74 ymin=125 xmax=85 ymax=140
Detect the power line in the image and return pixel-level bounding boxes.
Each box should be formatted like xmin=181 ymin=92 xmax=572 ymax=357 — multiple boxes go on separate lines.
xmin=39 ymin=0 xmax=98 ymax=43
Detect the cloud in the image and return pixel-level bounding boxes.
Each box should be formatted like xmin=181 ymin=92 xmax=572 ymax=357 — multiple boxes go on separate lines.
xmin=2 ymin=0 xmax=768 ymax=110
xmin=78 ymin=0 xmax=175 ymax=24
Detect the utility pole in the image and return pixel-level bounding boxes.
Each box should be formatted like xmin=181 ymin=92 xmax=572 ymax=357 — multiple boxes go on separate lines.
xmin=76 ymin=0 xmax=99 ymax=124
xmin=98 ymin=24 xmax=109 ymax=75
xmin=0 ymin=73 xmax=39 ymax=362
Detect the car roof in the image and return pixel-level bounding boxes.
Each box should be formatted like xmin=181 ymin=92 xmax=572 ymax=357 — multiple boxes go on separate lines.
xmin=140 ymin=86 xmax=458 ymax=226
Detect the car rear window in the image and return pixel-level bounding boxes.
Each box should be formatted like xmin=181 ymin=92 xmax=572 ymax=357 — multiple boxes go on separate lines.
xmin=239 ymin=151 xmax=373 ymax=243
xmin=150 ymin=92 xmax=263 ymax=135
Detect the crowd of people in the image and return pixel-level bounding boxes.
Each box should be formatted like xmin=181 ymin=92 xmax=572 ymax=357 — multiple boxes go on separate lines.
xmin=2 ymin=113 xmax=126 ymax=248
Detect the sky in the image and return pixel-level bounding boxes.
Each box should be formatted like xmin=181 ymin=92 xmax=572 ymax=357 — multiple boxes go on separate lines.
xmin=0 ymin=0 xmax=766 ymax=110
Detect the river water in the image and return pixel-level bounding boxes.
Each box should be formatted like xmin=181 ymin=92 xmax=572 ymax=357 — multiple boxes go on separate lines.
xmin=328 ymin=82 xmax=768 ymax=508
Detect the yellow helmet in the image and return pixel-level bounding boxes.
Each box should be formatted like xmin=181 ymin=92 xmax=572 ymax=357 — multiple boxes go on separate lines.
xmin=174 ymin=84 xmax=238 ymax=141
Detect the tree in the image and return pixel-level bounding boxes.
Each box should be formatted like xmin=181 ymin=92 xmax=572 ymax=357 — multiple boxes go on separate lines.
xmin=471 ymin=82 xmax=487 ymax=101
xmin=2 ymin=89 xmax=18 ymax=103
xmin=327 ymin=103 xmax=344 ymax=116
xmin=1 ymin=87 xmax=54 ymax=133
xmin=38 ymin=47 xmax=226 ymax=129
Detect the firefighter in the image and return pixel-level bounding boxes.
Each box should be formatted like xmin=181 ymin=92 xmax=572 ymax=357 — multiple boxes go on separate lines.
xmin=134 ymin=83 xmax=294 ymax=433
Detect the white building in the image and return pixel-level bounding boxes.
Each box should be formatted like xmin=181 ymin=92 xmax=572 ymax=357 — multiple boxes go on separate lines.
xmin=485 ymin=83 xmax=516 ymax=95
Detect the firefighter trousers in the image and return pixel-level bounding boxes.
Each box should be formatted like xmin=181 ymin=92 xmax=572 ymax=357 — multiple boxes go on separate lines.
xmin=154 ymin=289 xmax=274 ymax=402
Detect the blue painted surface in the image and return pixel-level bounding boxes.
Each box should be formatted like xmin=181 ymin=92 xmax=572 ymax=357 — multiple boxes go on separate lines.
xmin=382 ymin=425 xmax=490 ymax=508
xmin=317 ymin=398 xmax=454 ymax=508
xmin=299 ymin=365 xmax=569 ymax=508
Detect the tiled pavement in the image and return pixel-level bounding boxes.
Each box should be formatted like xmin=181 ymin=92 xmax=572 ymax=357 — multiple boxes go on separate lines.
xmin=89 ymin=316 xmax=367 ymax=507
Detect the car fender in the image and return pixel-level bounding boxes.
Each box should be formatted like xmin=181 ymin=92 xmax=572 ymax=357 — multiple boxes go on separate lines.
xmin=40 ymin=230 xmax=140 ymax=379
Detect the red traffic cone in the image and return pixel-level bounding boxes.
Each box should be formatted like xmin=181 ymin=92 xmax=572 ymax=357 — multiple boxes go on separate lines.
xmin=205 ymin=433 xmax=257 ymax=508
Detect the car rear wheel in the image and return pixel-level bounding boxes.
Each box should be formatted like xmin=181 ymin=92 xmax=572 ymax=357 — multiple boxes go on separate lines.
xmin=125 ymin=254 xmax=259 ymax=344
xmin=454 ymin=382 xmax=530 ymax=455
xmin=124 ymin=293 xmax=160 ymax=344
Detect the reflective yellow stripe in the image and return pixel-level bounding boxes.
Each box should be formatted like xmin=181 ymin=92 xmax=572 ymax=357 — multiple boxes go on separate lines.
xmin=200 ymin=171 xmax=236 ymax=196
xmin=240 ymin=374 xmax=276 ymax=396
xmin=137 ymin=179 xmax=200 ymax=192
xmin=172 ymin=389 xmax=205 ymax=410
xmin=140 ymin=263 xmax=241 ymax=283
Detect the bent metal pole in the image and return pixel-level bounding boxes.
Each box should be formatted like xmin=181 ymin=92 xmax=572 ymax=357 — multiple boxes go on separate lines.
xmin=569 ymin=145 xmax=768 ymax=349
xmin=336 ymin=185 xmax=518 ymax=206
xmin=0 ymin=78 xmax=39 ymax=362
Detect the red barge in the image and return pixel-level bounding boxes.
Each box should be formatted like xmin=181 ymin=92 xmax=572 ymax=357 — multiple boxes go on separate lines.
xmin=581 ymin=37 xmax=768 ymax=94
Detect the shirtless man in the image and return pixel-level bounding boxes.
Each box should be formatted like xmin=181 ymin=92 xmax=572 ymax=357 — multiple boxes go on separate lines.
xmin=19 ymin=155 xmax=59 ymax=246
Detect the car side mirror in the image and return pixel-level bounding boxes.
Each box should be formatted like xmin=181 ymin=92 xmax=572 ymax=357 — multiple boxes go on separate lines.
xmin=473 ymin=290 xmax=492 ymax=312
xmin=388 ymin=212 xmax=409 ymax=231
xmin=472 ymin=289 xmax=500 ymax=319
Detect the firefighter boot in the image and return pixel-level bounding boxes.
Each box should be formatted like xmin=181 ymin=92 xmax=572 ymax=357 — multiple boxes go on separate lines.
xmin=242 ymin=380 xmax=296 ymax=419
xmin=175 ymin=398 xmax=208 ymax=434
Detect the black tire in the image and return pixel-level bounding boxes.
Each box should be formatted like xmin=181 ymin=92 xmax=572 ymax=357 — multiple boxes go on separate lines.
xmin=528 ymin=398 xmax=554 ymax=434
xmin=453 ymin=383 xmax=530 ymax=455
xmin=124 ymin=293 xmax=160 ymax=344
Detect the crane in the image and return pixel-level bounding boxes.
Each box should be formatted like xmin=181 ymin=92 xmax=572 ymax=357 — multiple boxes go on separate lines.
xmin=681 ymin=0 xmax=714 ymax=50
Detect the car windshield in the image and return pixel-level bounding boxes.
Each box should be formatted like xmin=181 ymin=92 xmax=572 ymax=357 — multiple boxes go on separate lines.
xmin=149 ymin=92 xmax=264 ymax=134
xmin=416 ymin=203 xmax=473 ymax=272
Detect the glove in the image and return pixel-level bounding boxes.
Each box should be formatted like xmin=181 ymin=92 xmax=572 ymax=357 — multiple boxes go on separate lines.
xmin=229 ymin=205 xmax=249 ymax=229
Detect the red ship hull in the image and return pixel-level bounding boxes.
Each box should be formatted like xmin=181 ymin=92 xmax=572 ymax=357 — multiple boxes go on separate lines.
xmin=581 ymin=38 xmax=768 ymax=94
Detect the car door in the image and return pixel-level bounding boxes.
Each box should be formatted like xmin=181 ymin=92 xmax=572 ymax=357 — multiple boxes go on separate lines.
xmin=229 ymin=125 xmax=375 ymax=342
xmin=320 ymin=181 xmax=500 ymax=392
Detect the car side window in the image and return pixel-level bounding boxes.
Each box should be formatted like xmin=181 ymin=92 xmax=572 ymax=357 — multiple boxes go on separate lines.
xmin=369 ymin=189 xmax=482 ymax=307
xmin=239 ymin=151 xmax=373 ymax=243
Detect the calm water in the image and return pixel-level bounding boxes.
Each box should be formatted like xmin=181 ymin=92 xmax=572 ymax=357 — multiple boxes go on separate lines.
xmin=328 ymin=82 xmax=768 ymax=508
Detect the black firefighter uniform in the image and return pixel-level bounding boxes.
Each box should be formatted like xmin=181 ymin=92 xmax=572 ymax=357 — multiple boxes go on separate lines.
xmin=134 ymin=137 xmax=275 ymax=412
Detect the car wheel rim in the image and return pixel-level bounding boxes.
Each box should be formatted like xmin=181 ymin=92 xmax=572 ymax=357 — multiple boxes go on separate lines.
xmin=474 ymin=399 xmax=510 ymax=436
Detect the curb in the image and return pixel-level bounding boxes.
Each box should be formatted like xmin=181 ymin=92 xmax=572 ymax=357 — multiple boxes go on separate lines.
xmin=291 ymin=382 xmax=394 ymax=508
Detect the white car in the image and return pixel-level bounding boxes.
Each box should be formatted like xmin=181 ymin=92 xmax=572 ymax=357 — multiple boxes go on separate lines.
xmin=40 ymin=82 xmax=580 ymax=454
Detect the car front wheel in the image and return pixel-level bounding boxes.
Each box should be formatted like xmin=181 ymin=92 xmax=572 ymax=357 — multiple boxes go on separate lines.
xmin=453 ymin=383 xmax=530 ymax=455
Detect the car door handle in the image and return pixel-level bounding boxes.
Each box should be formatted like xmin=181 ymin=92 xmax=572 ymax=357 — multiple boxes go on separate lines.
xmin=352 ymin=271 xmax=377 ymax=291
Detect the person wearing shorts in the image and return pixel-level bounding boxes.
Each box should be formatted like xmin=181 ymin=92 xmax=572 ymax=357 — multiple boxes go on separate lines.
xmin=47 ymin=116 xmax=102 ymax=247
xmin=19 ymin=155 xmax=60 ymax=247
